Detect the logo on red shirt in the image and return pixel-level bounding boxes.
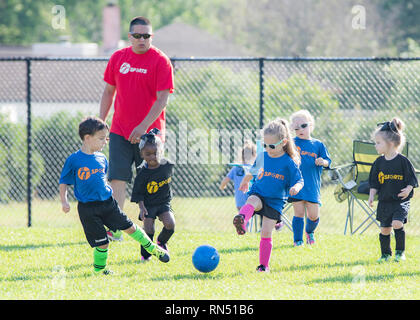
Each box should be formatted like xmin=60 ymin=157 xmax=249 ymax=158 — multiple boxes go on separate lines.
xmin=119 ymin=62 xmax=147 ymax=74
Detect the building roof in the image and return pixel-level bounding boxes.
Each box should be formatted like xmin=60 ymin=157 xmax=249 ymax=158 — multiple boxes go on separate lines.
xmin=152 ymin=22 xmax=251 ymax=58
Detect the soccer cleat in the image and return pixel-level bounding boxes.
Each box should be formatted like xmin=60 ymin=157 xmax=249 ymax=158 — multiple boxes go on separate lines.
xmin=394 ymin=251 xmax=406 ymax=262
xmin=150 ymin=245 xmax=170 ymax=263
xmin=294 ymin=240 xmax=304 ymax=247
xmin=275 ymin=221 xmax=284 ymax=232
xmin=107 ymin=230 xmax=123 ymax=242
xmin=377 ymin=254 xmax=392 ymax=263
xmin=233 ymin=214 xmax=246 ymax=235
xmin=305 ymin=232 xmax=315 ymax=245
xmin=256 ymin=264 xmax=269 ymax=272
xmin=93 ymin=268 xmax=114 ymax=276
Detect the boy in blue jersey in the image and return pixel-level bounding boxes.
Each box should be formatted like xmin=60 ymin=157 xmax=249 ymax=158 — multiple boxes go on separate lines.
xmin=59 ymin=116 xmax=169 ymax=275
xmin=233 ymin=118 xmax=304 ymax=272
xmin=289 ymin=110 xmax=331 ymax=246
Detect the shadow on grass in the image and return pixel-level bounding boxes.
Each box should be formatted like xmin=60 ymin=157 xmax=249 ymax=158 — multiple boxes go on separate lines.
xmin=280 ymin=260 xmax=374 ymax=272
xmin=149 ymin=271 xmax=243 ymax=282
xmin=306 ymin=271 xmax=420 ymax=285
xmin=0 ymin=241 xmax=86 ymax=251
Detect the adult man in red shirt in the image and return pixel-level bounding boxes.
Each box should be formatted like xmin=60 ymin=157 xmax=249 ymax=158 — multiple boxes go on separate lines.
xmin=99 ymin=16 xmax=174 ymax=240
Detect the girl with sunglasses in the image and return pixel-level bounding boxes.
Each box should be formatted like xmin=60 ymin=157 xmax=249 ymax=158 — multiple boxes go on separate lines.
xmin=368 ymin=118 xmax=418 ymax=262
xmin=233 ymin=118 xmax=303 ymax=272
xmin=220 ymin=141 xmax=257 ymax=229
xmin=289 ymin=110 xmax=331 ymax=247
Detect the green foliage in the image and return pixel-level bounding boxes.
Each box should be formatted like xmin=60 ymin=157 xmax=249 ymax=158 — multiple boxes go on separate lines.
xmin=0 ymin=114 xmax=45 ymax=202
xmin=33 ymin=111 xmax=83 ymax=199
xmin=263 ymin=72 xmax=352 ymax=164
xmin=1 ymin=0 xmax=418 ymax=57
xmin=166 ymin=62 xmax=260 ymax=196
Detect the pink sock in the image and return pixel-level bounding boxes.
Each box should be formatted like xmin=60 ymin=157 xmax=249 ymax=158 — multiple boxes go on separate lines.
xmin=239 ymin=203 xmax=255 ymax=226
xmin=259 ymin=237 xmax=273 ymax=267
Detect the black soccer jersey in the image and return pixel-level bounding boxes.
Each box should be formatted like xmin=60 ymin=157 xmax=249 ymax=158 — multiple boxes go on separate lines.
xmin=131 ymin=159 xmax=174 ymax=206
xmin=369 ymin=153 xmax=418 ymax=202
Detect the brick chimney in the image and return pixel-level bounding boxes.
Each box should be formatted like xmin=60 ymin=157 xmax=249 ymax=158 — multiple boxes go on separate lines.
xmin=102 ymin=1 xmax=121 ymax=54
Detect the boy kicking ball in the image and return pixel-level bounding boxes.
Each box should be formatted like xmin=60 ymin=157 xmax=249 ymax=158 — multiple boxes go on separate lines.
xmin=59 ymin=116 xmax=169 ymax=275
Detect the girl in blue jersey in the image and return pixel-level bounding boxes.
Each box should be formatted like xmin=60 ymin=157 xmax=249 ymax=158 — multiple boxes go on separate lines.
xmin=219 ymin=140 xmax=257 ymax=211
xmin=233 ymin=118 xmax=304 ymax=272
xmin=220 ymin=141 xmax=257 ymax=232
xmin=289 ymin=110 xmax=331 ymax=246
xmin=59 ymin=116 xmax=169 ymax=275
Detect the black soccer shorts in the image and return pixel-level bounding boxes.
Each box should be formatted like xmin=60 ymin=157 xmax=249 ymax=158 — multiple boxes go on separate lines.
xmin=376 ymin=200 xmax=409 ymax=228
xmin=78 ymin=196 xmax=133 ymax=247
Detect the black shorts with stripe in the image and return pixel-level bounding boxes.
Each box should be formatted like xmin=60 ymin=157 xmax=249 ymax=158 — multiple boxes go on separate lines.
xmin=78 ymin=196 xmax=133 ymax=247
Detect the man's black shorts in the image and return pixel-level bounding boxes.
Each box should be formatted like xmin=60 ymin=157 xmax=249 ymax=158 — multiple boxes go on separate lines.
xmin=140 ymin=203 xmax=173 ymax=221
xmin=78 ymin=196 xmax=133 ymax=247
xmin=376 ymin=200 xmax=409 ymax=228
xmin=108 ymin=132 xmax=143 ymax=183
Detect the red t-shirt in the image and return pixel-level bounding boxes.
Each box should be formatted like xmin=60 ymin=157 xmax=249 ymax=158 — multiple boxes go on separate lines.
xmin=103 ymin=46 xmax=174 ymax=140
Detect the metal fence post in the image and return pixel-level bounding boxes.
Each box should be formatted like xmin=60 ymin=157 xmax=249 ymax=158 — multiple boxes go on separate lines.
xmin=26 ymin=58 xmax=32 ymax=227
xmin=259 ymin=58 xmax=264 ymax=129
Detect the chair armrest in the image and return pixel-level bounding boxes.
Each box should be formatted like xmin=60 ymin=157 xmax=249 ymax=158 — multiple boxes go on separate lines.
xmin=327 ymin=163 xmax=355 ymax=171
xmin=326 ymin=163 xmax=354 ymax=181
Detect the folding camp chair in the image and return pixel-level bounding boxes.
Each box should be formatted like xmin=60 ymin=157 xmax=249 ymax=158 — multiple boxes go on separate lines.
xmin=329 ymin=140 xmax=410 ymax=235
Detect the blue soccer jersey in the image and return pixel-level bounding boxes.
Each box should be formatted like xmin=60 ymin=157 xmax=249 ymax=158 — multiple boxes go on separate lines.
xmin=249 ymin=151 xmax=303 ymax=212
xmin=293 ymin=137 xmax=331 ymax=204
xmin=227 ymin=165 xmax=250 ymax=208
xmin=59 ymin=150 xmax=113 ymax=203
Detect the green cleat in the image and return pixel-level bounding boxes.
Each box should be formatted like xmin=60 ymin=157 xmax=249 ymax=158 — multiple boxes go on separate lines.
xmin=394 ymin=251 xmax=406 ymax=262
xmin=377 ymin=254 xmax=392 ymax=263
xmin=150 ymin=245 xmax=170 ymax=263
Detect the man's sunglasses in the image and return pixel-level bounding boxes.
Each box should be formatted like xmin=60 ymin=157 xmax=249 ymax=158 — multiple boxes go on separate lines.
xmin=294 ymin=123 xmax=308 ymax=130
xmin=129 ymin=32 xmax=152 ymax=39
xmin=263 ymin=139 xmax=284 ymax=149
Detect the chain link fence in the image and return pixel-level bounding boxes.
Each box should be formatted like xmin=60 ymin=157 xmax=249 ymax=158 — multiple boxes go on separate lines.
xmin=0 ymin=57 xmax=419 ymax=235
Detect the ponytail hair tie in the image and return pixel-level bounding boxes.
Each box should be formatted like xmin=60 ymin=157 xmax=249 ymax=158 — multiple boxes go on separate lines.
xmin=139 ymin=128 xmax=161 ymax=150
xmin=377 ymin=121 xmax=397 ymax=133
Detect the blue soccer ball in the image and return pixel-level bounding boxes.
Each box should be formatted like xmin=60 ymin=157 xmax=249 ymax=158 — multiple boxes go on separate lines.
xmin=192 ymin=245 xmax=220 ymax=273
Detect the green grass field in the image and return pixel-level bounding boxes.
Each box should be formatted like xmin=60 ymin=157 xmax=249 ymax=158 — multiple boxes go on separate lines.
xmin=1 ymin=227 xmax=420 ymax=300
xmin=1 ymin=186 xmax=420 ymax=300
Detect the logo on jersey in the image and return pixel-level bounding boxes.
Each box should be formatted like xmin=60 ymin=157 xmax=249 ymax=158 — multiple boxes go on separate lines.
xmin=77 ymin=167 xmax=105 ymax=180
xmin=119 ymin=62 xmax=148 ymax=74
xmin=378 ymin=171 xmax=403 ymax=184
xmin=296 ymin=146 xmax=317 ymax=159
xmin=256 ymin=168 xmax=284 ymax=181
xmin=146 ymin=177 xmax=172 ymax=194
xmin=78 ymin=167 xmax=91 ymax=180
